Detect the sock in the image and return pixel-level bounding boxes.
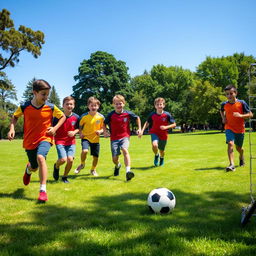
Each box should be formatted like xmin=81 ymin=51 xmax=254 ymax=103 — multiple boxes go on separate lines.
xmin=126 ymin=166 xmax=131 ymax=173
xmin=116 ymin=162 xmax=121 ymax=168
xmin=26 ymin=164 xmax=32 ymax=175
xmin=155 ymin=153 xmax=159 ymax=156
xmin=40 ymin=184 xmax=46 ymax=192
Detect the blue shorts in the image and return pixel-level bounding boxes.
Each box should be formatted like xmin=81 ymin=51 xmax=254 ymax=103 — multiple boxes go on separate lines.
xmin=151 ymin=134 xmax=167 ymax=151
xmin=56 ymin=144 xmax=76 ymax=159
xmin=25 ymin=141 xmax=51 ymax=169
xmin=81 ymin=139 xmax=100 ymax=157
xmin=111 ymin=137 xmax=130 ymax=157
xmin=225 ymin=129 xmax=244 ymax=148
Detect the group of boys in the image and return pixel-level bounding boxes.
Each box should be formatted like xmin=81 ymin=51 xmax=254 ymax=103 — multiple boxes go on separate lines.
xmin=7 ymin=80 xmax=252 ymax=202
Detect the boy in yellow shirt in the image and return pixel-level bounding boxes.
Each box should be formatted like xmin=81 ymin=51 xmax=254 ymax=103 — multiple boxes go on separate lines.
xmin=74 ymin=97 xmax=104 ymax=176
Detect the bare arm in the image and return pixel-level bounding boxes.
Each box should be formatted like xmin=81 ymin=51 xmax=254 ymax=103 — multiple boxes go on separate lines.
xmin=8 ymin=116 xmax=18 ymax=140
xmin=103 ymin=123 xmax=110 ymax=137
xmin=220 ymin=110 xmax=227 ymax=124
xmin=233 ymin=111 xmax=253 ymax=119
xmin=160 ymin=122 xmax=176 ymax=130
xmin=47 ymin=115 xmax=66 ymax=136
xmin=136 ymin=116 xmax=142 ymax=137
xmin=141 ymin=121 xmax=149 ymax=136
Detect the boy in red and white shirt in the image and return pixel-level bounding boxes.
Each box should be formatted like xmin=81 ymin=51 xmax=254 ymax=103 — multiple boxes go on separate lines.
xmin=53 ymin=96 xmax=79 ymax=183
xmin=141 ymin=97 xmax=176 ymax=167
xmin=103 ymin=95 xmax=141 ymax=181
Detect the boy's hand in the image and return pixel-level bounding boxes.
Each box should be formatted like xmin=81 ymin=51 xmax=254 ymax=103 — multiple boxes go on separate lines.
xmin=233 ymin=112 xmax=242 ymax=118
xmin=67 ymin=131 xmax=76 ymax=137
xmin=103 ymin=130 xmax=110 ymax=137
xmin=46 ymin=127 xmax=56 ymax=136
xmin=222 ymin=117 xmax=227 ymax=124
xmin=137 ymin=129 xmax=142 ymax=138
xmin=160 ymin=125 xmax=167 ymax=130
xmin=7 ymin=130 xmax=15 ymax=140
xmin=95 ymin=129 xmax=103 ymax=136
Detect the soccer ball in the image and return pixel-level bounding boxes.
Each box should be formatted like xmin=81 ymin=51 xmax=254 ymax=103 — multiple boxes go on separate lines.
xmin=147 ymin=188 xmax=176 ymax=214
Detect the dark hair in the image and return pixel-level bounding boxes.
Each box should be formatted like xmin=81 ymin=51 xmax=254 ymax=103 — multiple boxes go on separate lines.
xmin=32 ymin=79 xmax=51 ymax=92
xmin=63 ymin=96 xmax=75 ymax=105
xmin=224 ymin=84 xmax=237 ymax=92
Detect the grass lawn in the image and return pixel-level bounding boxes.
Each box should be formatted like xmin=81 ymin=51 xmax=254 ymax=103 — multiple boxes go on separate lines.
xmin=1 ymin=131 xmax=256 ymax=255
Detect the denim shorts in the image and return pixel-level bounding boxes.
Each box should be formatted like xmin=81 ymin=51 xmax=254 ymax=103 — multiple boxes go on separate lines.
xmin=81 ymin=139 xmax=100 ymax=157
xmin=25 ymin=141 xmax=51 ymax=169
xmin=151 ymin=134 xmax=167 ymax=151
xmin=111 ymin=137 xmax=130 ymax=156
xmin=225 ymin=129 xmax=244 ymax=148
xmin=56 ymin=144 xmax=76 ymax=159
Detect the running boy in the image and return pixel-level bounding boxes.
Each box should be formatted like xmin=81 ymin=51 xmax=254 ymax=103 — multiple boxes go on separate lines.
xmin=103 ymin=94 xmax=141 ymax=181
xmin=220 ymin=84 xmax=253 ymax=172
xmin=7 ymin=79 xmax=66 ymax=202
xmin=74 ymin=97 xmax=104 ymax=176
xmin=141 ymin=97 xmax=176 ymax=166
xmin=53 ymin=96 xmax=79 ymax=183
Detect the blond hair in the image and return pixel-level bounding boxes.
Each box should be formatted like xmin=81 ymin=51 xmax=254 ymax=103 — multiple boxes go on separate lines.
xmin=154 ymin=97 xmax=165 ymax=105
xmin=113 ymin=94 xmax=126 ymax=104
xmin=87 ymin=96 xmax=101 ymax=106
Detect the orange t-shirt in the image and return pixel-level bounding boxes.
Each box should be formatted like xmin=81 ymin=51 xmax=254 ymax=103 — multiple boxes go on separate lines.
xmin=221 ymin=100 xmax=250 ymax=133
xmin=14 ymin=101 xmax=64 ymax=150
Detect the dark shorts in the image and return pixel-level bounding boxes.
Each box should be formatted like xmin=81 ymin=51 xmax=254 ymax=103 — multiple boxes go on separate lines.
xmin=25 ymin=141 xmax=51 ymax=169
xmin=81 ymin=139 xmax=100 ymax=157
xmin=151 ymin=134 xmax=167 ymax=151
xmin=225 ymin=129 xmax=244 ymax=148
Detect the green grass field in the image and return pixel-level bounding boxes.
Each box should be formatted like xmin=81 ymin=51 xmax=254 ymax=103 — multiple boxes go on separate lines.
xmin=1 ymin=131 xmax=256 ymax=256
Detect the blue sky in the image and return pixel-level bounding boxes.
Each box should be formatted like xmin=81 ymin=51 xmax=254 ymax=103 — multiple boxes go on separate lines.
xmin=2 ymin=0 xmax=256 ymax=102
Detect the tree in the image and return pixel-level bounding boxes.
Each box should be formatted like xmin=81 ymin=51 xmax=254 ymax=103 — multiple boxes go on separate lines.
xmin=22 ymin=77 xmax=36 ymax=102
xmin=72 ymin=51 xmax=130 ymax=115
xmin=0 ymin=74 xmax=17 ymax=113
xmin=48 ymin=85 xmax=61 ymax=108
xmin=0 ymin=9 xmax=45 ymax=71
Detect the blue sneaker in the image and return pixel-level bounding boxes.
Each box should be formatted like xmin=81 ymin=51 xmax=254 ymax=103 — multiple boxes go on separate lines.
xmin=159 ymin=157 xmax=164 ymax=166
xmin=154 ymin=154 xmax=159 ymax=166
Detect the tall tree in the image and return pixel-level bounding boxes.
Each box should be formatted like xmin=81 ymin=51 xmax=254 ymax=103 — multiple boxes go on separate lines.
xmin=0 ymin=9 xmax=45 ymax=71
xmin=72 ymin=51 xmax=130 ymax=115
xmin=48 ymin=85 xmax=61 ymax=108
xmin=22 ymin=77 xmax=36 ymax=102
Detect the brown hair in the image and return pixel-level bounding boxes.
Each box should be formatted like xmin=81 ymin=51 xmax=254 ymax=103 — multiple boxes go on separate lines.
xmin=63 ymin=96 xmax=75 ymax=105
xmin=87 ymin=96 xmax=101 ymax=106
xmin=154 ymin=97 xmax=165 ymax=105
xmin=32 ymin=79 xmax=51 ymax=92
xmin=113 ymin=94 xmax=126 ymax=104
xmin=224 ymin=84 xmax=237 ymax=93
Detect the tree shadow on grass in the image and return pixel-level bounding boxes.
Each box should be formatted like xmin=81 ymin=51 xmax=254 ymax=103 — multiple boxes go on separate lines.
xmin=1 ymin=190 xmax=256 ymax=255
xmin=132 ymin=165 xmax=156 ymax=170
xmin=0 ymin=188 xmax=33 ymax=201
xmin=194 ymin=166 xmax=225 ymax=171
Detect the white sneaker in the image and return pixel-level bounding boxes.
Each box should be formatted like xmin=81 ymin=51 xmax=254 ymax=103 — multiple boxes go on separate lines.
xmin=90 ymin=170 xmax=98 ymax=176
xmin=74 ymin=164 xmax=84 ymax=174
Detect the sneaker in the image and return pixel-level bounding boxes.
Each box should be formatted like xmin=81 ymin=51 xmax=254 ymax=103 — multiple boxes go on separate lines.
xmin=91 ymin=170 xmax=99 ymax=176
xmin=126 ymin=171 xmax=135 ymax=181
xmin=74 ymin=164 xmax=84 ymax=174
xmin=38 ymin=190 xmax=48 ymax=202
xmin=226 ymin=164 xmax=235 ymax=172
xmin=62 ymin=177 xmax=70 ymax=183
xmin=23 ymin=164 xmax=31 ymax=186
xmin=53 ymin=163 xmax=59 ymax=181
xmin=159 ymin=157 xmax=164 ymax=166
xmin=240 ymin=159 xmax=245 ymax=167
xmin=154 ymin=154 xmax=159 ymax=166
xmin=114 ymin=163 xmax=121 ymax=176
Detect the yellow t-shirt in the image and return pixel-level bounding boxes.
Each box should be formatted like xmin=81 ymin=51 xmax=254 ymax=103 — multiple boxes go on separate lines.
xmin=79 ymin=112 xmax=104 ymax=143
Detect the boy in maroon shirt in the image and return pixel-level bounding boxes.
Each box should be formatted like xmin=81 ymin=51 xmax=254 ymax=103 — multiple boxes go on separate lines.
xmin=103 ymin=95 xmax=141 ymax=181
xmin=53 ymin=96 xmax=79 ymax=183
xmin=141 ymin=97 xmax=176 ymax=166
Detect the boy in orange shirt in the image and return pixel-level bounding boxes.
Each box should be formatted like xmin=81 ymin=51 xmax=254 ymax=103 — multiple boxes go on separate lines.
xmin=8 ymin=79 xmax=66 ymax=202
xmin=220 ymin=85 xmax=253 ymax=172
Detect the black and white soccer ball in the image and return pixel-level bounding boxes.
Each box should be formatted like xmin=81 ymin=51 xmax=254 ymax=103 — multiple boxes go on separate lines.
xmin=147 ymin=188 xmax=176 ymax=214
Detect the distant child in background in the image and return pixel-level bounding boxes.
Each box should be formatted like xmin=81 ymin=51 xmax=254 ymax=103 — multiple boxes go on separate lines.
xmin=220 ymin=84 xmax=253 ymax=172
xmin=103 ymin=95 xmax=141 ymax=181
xmin=141 ymin=97 xmax=176 ymax=167
xmin=7 ymin=79 xmax=66 ymax=202
xmin=53 ymin=96 xmax=79 ymax=183
xmin=74 ymin=97 xmax=104 ymax=176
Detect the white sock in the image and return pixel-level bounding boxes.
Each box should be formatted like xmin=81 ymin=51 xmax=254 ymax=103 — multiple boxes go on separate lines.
xmin=40 ymin=184 xmax=46 ymax=192
xmin=126 ymin=166 xmax=131 ymax=173
xmin=26 ymin=165 xmax=32 ymax=175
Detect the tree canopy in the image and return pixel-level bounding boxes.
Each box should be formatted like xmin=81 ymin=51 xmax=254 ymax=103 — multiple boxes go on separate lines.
xmin=0 ymin=8 xmax=45 ymax=71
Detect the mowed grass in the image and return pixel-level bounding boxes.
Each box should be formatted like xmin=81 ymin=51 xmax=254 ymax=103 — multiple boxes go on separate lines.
xmin=1 ymin=131 xmax=256 ymax=256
